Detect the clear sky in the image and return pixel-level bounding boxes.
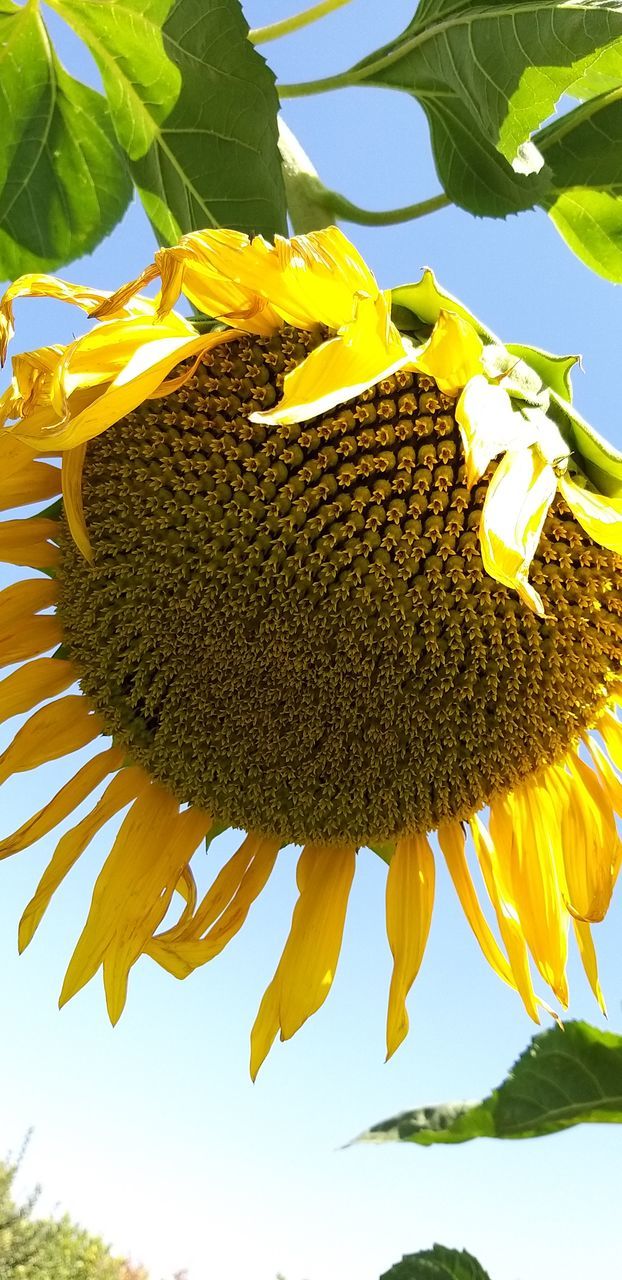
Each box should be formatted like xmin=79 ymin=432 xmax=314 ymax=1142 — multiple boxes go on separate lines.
xmin=1 ymin=4 xmax=621 ymax=1280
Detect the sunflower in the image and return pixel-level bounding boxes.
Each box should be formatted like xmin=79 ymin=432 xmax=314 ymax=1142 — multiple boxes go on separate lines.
xmin=0 ymin=227 xmax=621 ymax=1075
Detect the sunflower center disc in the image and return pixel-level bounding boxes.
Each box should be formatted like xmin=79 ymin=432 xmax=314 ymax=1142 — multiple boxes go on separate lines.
xmin=58 ymin=327 xmax=622 ymax=844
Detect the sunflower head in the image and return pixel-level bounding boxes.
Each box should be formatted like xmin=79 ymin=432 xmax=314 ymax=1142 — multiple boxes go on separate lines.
xmin=0 ymin=226 xmax=621 ymax=1073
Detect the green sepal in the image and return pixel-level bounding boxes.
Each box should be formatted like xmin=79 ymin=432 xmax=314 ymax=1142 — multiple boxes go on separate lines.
xmin=34 ymin=497 xmax=63 ymax=522
xmin=367 ymin=840 xmax=395 ymax=865
xmin=205 ymin=819 xmax=228 ymax=854
xmin=481 ymin=345 xmax=549 ymax=409
xmin=549 ymin=393 xmax=622 ymax=498
xmin=390 ymin=269 xmax=496 ymax=343
xmin=506 ymin=343 xmax=579 ymax=403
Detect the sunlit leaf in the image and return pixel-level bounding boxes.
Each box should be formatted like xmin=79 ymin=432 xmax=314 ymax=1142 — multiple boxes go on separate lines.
xmin=130 ymin=0 xmax=287 ymax=243
xmin=47 ymin=0 xmax=179 ymax=160
xmin=537 ymin=90 xmax=622 ymax=282
xmin=0 ymin=1 xmax=131 ymax=278
xmin=348 ymin=2 xmax=622 ymax=217
xmin=356 ymin=1022 xmax=622 ymax=1147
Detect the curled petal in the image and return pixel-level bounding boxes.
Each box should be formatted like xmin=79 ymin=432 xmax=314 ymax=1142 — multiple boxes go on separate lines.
xmin=1 ymin=276 xmax=116 ymax=364
xmin=412 ymin=311 xmax=483 ymax=395
xmin=7 ymin=324 xmax=234 ymax=454
xmin=479 ymin=446 xmax=557 ymax=614
xmin=93 ymin=226 xmax=381 ymax=337
xmin=252 ymin=294 xmax=411 ymax=427
xmin=456 ymin=375 xmax=538 ymax=486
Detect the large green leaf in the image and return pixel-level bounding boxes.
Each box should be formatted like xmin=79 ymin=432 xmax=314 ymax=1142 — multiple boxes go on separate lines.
xmin=130 ymin=0 xmax=287 ymax=243
xmin=347 ymin=2 xmax=622 ymax=217
xmin=356 ymin=1022 xmax=622 ymax=1147
xmin=381 ymin=1246 xmax=492 ymax=1280
xmin=47 ymin=0 xmax=179 ymax=160
xmin=0 ymin=2 xmax=131 ymax=278
xmin=536 ymin=89 xmax=622 ymax=281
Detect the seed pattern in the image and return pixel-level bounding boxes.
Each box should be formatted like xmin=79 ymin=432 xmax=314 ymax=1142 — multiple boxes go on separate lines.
xmin=58 ymin=327 xmax=622 ymax=844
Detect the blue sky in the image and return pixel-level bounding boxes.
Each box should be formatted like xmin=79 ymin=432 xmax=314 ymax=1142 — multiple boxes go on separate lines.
xmin=1 ymin=3 xmax=621 ymax=1279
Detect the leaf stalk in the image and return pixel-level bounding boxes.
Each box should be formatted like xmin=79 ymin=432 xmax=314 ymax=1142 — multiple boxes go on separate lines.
xmin=249 ymin=0 xmax=353 ymax=46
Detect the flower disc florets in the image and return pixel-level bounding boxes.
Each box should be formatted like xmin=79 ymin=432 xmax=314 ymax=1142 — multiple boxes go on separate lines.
xmin=0 ymin=226 xmax=621 ymax=1069
xmin=57 ymin=327 xmax=621 ymax=844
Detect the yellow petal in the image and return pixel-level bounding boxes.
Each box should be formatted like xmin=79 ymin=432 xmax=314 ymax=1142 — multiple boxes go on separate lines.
xmin=166 ymin=226 xmax=379 ymax=333
xmin=250 ymin=969 xmax=283 ymax=1082
xmin=479 ymin=446 xmax=557 ymax=614
xmin=158 ymin=834 xmax=253 ymax=945
xmin=0 ymin=614 xmax=62 ymax=666
xmin=91 ymin=246 xmax=278 ymax=336
xmin=252 ymin=294 xmax=410 ymax=427
xmin=490 ymin=786 xmax=568 ymax=1005
xmin=385 ymin=832 xmax=435 ymax=1059
xmin=437 ymin=820 xmax=514 ymax=988
xmin=261 ymin=226 xmax=379 ymax=330
xmin=0 ymin=518 xmax=60 ymax=570
xmin=0 ymin=695 xmax=102 ymax=784
xmin=0 ymin=656 xmax=74 ymax=724
xmin=62 ymin=445 xmax=91 ymax=561
xmin=559 ymin=470 xmax=622 ymax=555
xmin=59 ymin=783 xmax=180 ymax=1008
xmin=0 ymin=744 xmax=123 ymax=860
xmin=0 ymin=459 xmax=61 ymax=511
xmin=172 ymin=865 xmax=198 ymax=937
xmin=19 ymin=765 xmax=148 ymax=951
xmin=149 ymin=832 xmax=280 ymax=977
xmin=103 ymin=803 xmax=212 ymax=1023
xmin=0 ymin=433 xmax=43 ymax=476
xmin=275 ymin=842 xmax=355 ymax=1042
xmin=553 ymin=755 xmax=620 ymax=923
xmin=455 ymin=376 xmax=538 ymax=487
xmin=0 ymin=577 xmax=61 ymax=666
xmin=599 ymin=708 xmax=622 ymax=773
xmin=470 ymin=814 xmax=541 ymax=1023
xmin=588 ymin=735 xmax=622 ymax=816
xmin=413 ymin=311 xmax=484 ymax=395
xmin=0 ymin=575 xmax=57 ymax=627
xmin=573 ymin=919 xmax=607 ymax=1015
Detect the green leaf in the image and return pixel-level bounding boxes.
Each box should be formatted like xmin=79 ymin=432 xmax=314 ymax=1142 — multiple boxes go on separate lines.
xmin=130 ymin=0 xmax=287 ymax=243
xmin=0 ymin=3 xmax=131 ymax=277
xmin=47 ymin=0 xmax=180 ymax=160
xmin=381 ymin=1245 xmax=492 ymax=1280
xmin=536 ymin=89 xmax=622 ymax=282
xmin=356 ymin=1022 xmax=622 ymax=1147
xmin=348 ymin=2 xmax=622 ymax=218
xmin=418 ymin=95 xmax=550 ymax=218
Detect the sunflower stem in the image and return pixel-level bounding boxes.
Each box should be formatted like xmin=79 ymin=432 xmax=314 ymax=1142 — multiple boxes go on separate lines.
xmin=249 ymin=0 xmax=353 ymax=44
